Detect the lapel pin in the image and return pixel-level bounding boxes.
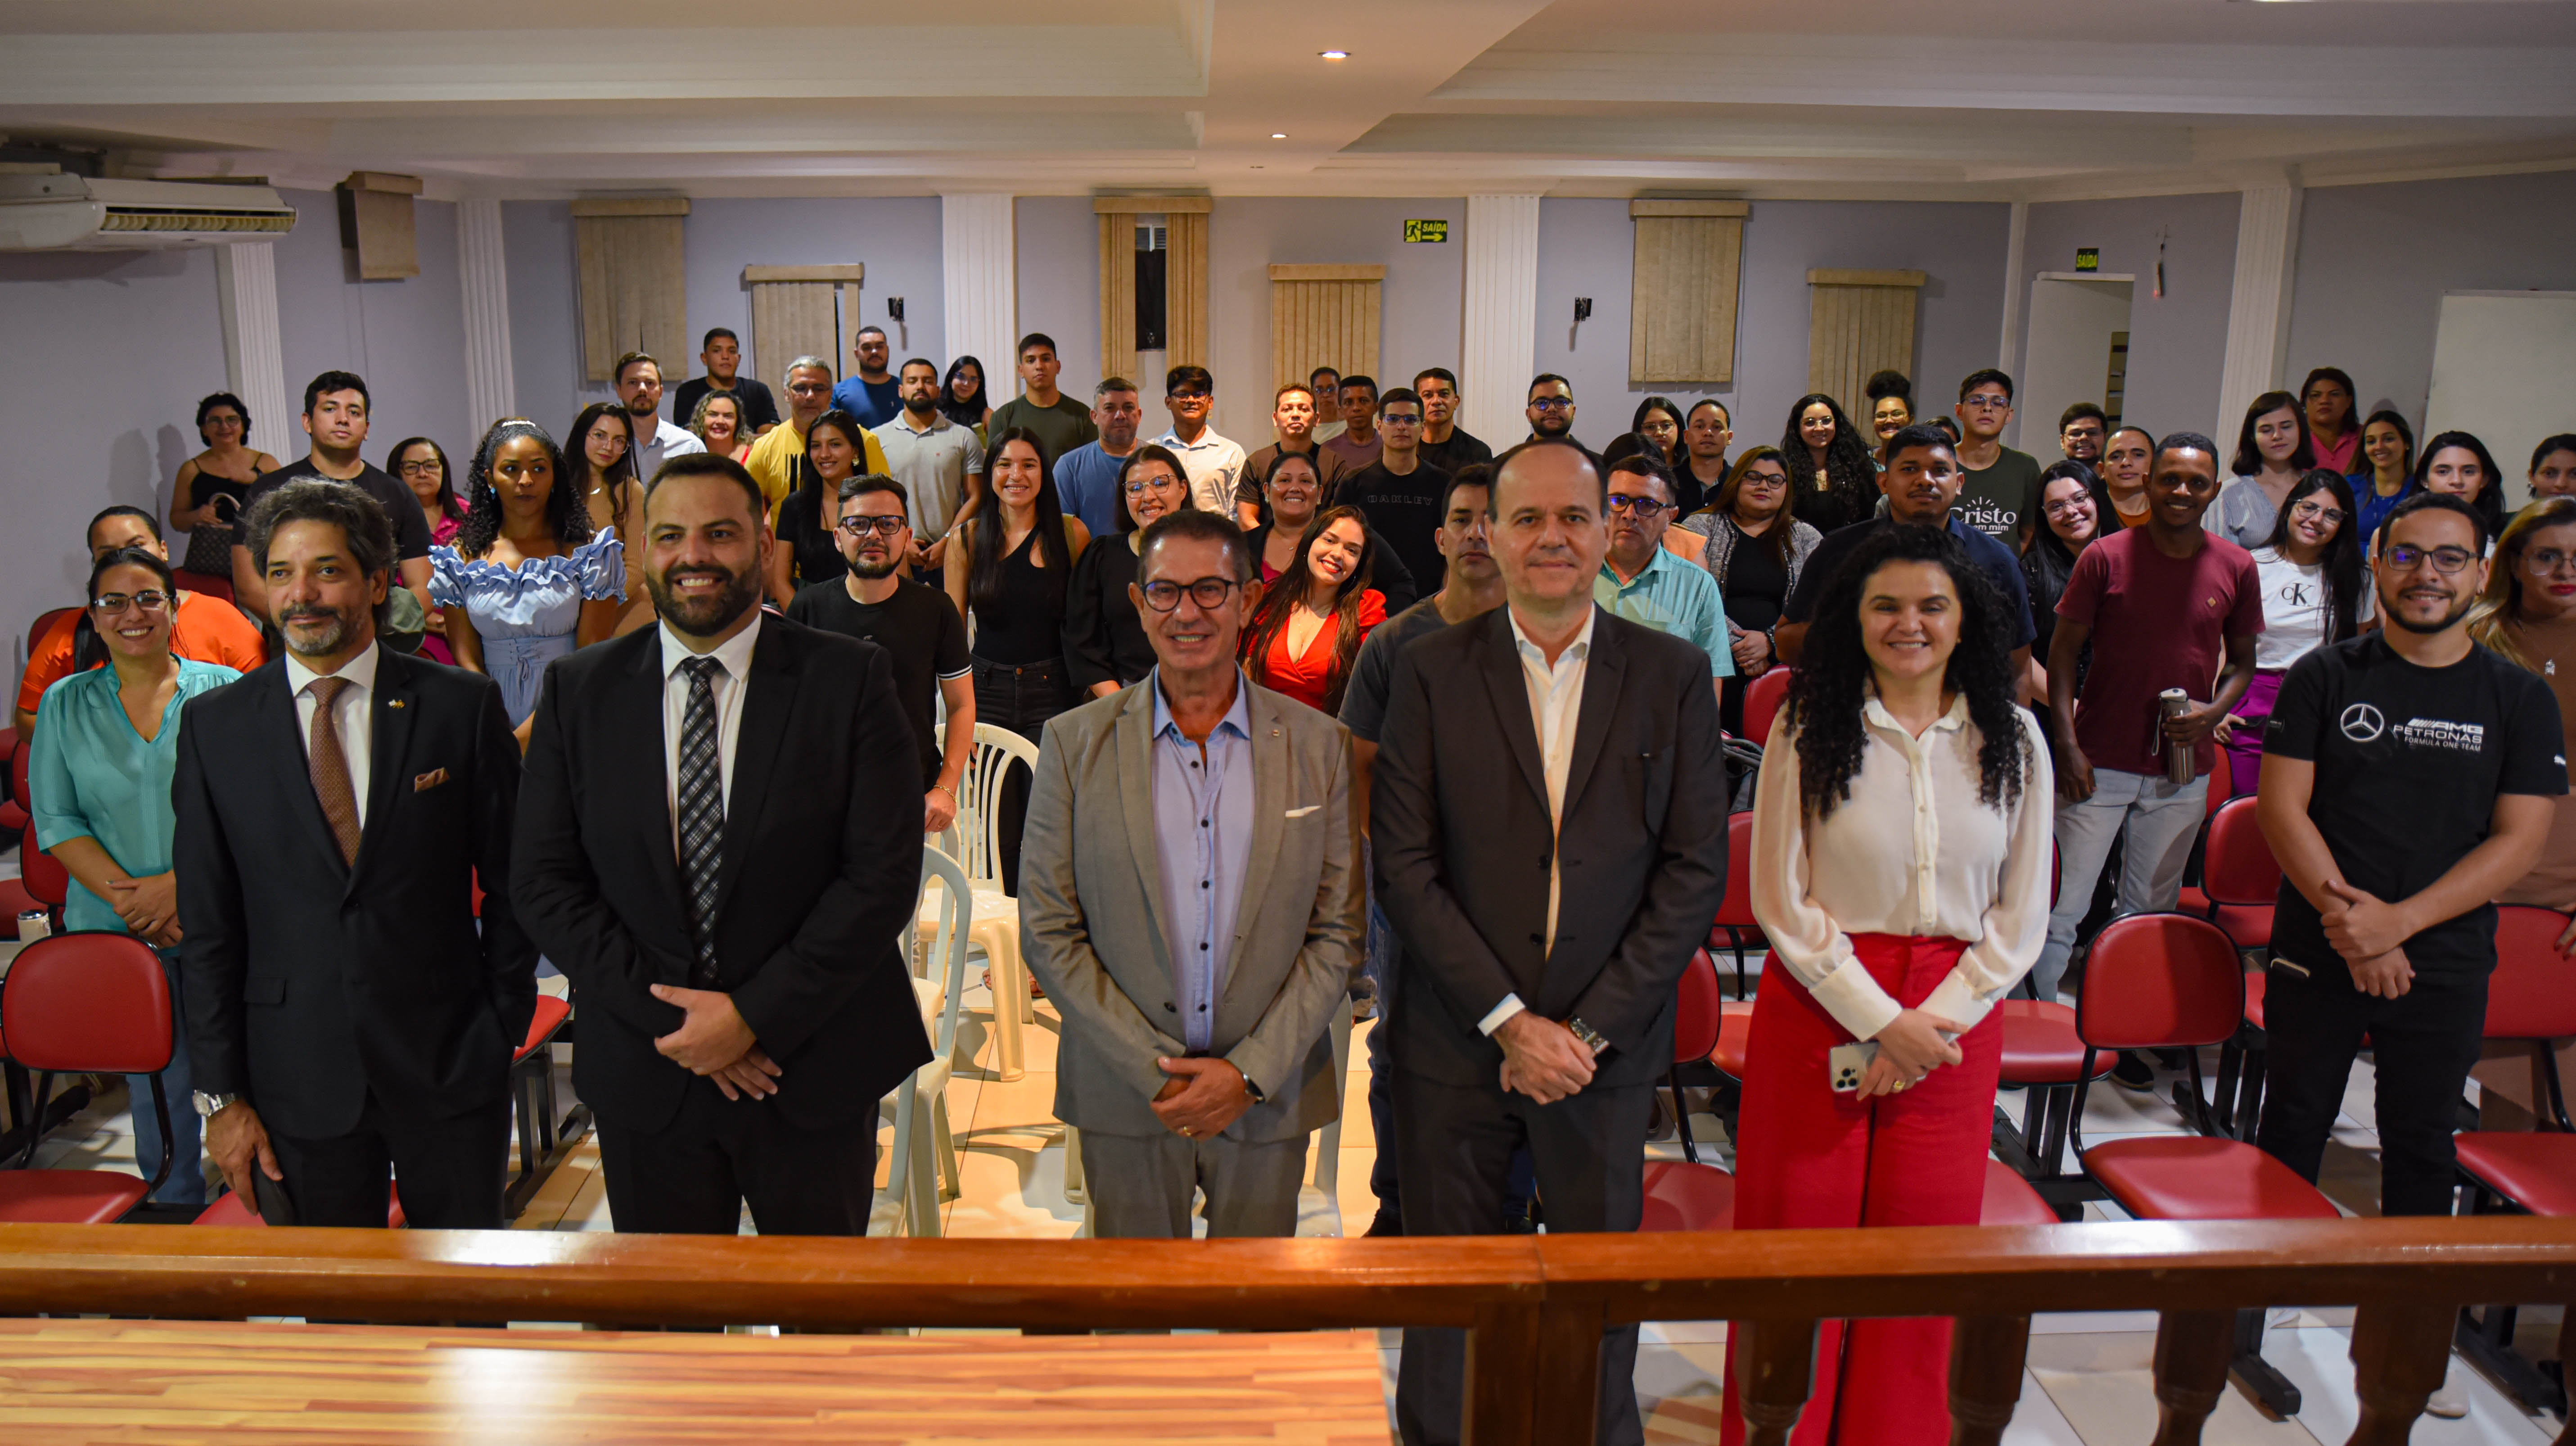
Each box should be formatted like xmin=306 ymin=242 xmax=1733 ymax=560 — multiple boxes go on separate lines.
xmin=388 ymin=699 xmax=406 ymax=709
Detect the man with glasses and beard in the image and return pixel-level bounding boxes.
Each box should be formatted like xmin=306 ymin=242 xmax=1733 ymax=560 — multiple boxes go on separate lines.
xmin=514 ymin=454 xmax=930 ymax=1236
xmin=785 ymin=474 xmax=974 ymax=834
xmin=178 ymin=479 xmax=534 ymax=1228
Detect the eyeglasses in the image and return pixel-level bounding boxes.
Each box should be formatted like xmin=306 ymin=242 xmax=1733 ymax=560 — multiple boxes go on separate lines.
xmin=397 ymin=460 xmax=443 ymax=478
xmin=2382 ymin=543 xmax=2477 ymax=574
xmin=787 ymin=382 xmax=832 ymax=398
xmin=1122 ymin=478 xmax=1177 ymax=496
xmin=2041 ymin=497 xmax=2095 ymax=519
xmin=1606 ymin=492 xmax=1669 ymax=517
xmin=2288 ymin=499 xmax=2346 ymax=525
xmin=1528 ymin=397 xmax=1573 ymax=412
xmin=1962 ymin=393 xmax=2011 ymax=410
xmin=2525 ymin=547 xmax=2576 ymax=574
xmin=1167 ymin=389 xmax=1210 ymax=402
xmin=837 ymin=515 xmax=907 ymax=537
xmin=1380 ymin=413 xmax=1422 ymax=427
xmin=1140 ymin=577 xmax=1241 ymax=611
xmin=90 ymin=591 xmax=171 ymax=616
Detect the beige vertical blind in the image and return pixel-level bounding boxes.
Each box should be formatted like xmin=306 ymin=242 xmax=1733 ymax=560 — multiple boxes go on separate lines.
xmin=572 ymin=197 xmax=690 ymax=384
xmin=742 ymin=265 xmax=864 ymax=395
xmin=1629 ymin=200 xmax=1746 ymax=387
xmin=1094 ymin=195 xmax=1211 ymax=384
xmin=1268 ymin=265 xmax=1384 ymax=397
xmin=1805 ymin=268 xmax=1927 ymax=413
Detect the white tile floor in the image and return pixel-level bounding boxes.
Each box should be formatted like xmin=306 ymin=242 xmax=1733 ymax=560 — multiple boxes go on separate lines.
xmin=25 ymin=957 xmax=2571 ymax=1442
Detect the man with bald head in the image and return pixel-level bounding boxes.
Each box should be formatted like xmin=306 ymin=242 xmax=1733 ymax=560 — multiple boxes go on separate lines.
xmin=1370 ymin=438 xmax=1729 ymax=1446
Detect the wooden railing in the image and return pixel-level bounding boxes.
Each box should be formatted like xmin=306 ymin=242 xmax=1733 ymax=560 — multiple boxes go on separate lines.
xmin=5 ymin=1217 xmax=2576 ymax=1445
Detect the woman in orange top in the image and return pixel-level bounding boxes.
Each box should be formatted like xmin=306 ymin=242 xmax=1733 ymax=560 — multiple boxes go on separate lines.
xmin=1240 ymin=504 xmax=1385 ymax=714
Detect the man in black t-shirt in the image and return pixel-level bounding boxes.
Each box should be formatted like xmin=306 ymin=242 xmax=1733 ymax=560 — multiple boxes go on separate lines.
xmin=671 ymin=327 xmax=781 ymax=436
xmin=232 ymin=371 xmax=433 ymax=618
xmin=784 ymin=474 xmax=974 ymax=833
xmin=1411 ymin=368 xmax=1493 ymax=479
xmin=2257 ymin=493 xmax=2564 ymax=1219
xmin=1330 ymin=388 xmax=1448 ymax=603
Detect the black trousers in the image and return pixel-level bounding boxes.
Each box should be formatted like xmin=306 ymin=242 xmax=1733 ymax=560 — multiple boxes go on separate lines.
xmin=598 ymin=1078 xmax=878 ymax=1236
xmin=970 ymin=655 xmax=1073 ymax=895
xmin=2255 ymin=955 xmax=2486 ymax=1218
xmin=1393 ymin=1071 xmax=1652 ymax=1446
xmin=267 ymin=1089 xmax=510 ymax=1229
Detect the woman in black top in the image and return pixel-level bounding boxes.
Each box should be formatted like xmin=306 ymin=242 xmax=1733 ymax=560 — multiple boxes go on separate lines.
xmin=1779 ymin=392 xmax=1879 ymax=533
xmin=949 ymin=427 xmax=1091 ymax=890
xmin=1678 ymin=446 xmax=1823 ymax=735
xmin=2022 ymin=461 xmax=2109 ymax=709
xmin=1065 ymin=444 xmax=1194 ymax=701
xmin=765 ymin=409 xmax=870 ymax=606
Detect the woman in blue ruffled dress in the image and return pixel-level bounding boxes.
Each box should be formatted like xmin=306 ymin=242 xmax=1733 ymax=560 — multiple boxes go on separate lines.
xmin=433 ymin=419 xmax=625 ymax=744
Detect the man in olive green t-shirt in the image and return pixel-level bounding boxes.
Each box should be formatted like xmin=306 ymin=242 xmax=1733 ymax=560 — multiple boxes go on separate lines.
xmin=985 ymin=332 xmax=1098 ymax=463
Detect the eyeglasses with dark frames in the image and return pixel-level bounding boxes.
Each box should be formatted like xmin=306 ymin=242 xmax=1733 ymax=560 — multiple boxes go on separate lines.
xmin=837 ymin=515 xmax=908 ymax=537
xmin=1139 ymin=577 xmax=1241 ymax=611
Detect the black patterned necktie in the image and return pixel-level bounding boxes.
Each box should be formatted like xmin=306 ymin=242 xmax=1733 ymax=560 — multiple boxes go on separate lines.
xmin=676 ymin=656 xmax=726 ymax=988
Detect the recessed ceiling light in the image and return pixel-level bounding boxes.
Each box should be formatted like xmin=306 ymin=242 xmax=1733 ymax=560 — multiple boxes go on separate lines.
xmin=1319 ymin=50 xmax=1349 ymax=60
xmin=1272 ymin=132 xmax=1288 ymax=139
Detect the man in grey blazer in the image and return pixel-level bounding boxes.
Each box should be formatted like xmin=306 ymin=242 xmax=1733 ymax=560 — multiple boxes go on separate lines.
xmin=1019 ymin=508 xmax=1363 ymax=1237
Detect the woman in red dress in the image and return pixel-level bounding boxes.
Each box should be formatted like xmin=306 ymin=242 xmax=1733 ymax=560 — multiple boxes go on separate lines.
xmin=1239 ymin=504 xmax=1384 ymax=713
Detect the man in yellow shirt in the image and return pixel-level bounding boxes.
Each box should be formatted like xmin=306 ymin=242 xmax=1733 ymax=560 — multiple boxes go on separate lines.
xmin=745 ymin=355 xmax=890 ymax=511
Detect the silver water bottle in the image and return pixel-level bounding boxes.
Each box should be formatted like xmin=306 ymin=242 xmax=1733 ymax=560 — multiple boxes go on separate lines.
xmin=2159 ymin=688 xmax=2194 ymax=786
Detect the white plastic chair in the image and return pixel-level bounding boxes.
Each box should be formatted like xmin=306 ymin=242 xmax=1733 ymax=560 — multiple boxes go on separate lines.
xmin=881 ymin=844 xmax=972 ymax=1237
xmin=917 ymin=723 xmax=1040 ymax=1080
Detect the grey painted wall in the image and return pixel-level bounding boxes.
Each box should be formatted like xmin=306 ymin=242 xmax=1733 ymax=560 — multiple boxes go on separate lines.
xmin=0 ymin=247 xmax=233 ymax=680
xmin=2287 ymin=172 xmax=2576 ymax=440
xmin=271 ymin=189 xmax=472 ymax=463
xmin=2018 ymin=191 xmax=2241 ymax=443
xmin=501 ymin=200 xmax=586 ymax=444
xmin=1534 ymin=197 xmax=2013 ymax=456
xmin=1014 ymin=196 xmax=1101 ymax=406
xmin=1205 ymin=197 xmax=1466 ymax=444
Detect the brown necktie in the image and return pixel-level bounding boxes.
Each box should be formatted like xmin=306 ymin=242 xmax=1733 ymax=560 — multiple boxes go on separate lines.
xmin=306 ymin=676 xmax=362 ymax=867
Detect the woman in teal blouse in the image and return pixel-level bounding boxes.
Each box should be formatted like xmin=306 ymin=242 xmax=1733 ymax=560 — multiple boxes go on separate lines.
xmin=30 ymin=545 xmax=241 ymax=1204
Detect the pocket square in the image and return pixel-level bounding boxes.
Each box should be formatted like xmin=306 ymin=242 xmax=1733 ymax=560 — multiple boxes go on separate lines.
xmin=1284 ymin=804 xmax=1322 ymax=818
xmin=413 ymin=768 xmax=451 ymax=792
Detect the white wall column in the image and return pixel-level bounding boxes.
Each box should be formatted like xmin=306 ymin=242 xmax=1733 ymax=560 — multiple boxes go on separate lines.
xmin=1462 ymin=194 xmax=1541 ymax=446
xmin=942 ymin=193 xmax=1019 ymax=396
xmin=458 ymin=199 xmax=517 ymax=430
xmin=1996 ymin=200 xmax=2029 ymax=446
xmin=2215 ymin=181 xmax=2304 ymax=439
xmin=215 ymin=242 xmax=291 ymax=446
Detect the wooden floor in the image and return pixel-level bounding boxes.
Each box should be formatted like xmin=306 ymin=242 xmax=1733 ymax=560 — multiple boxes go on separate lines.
xmin=0 ymin=1318 xmax=1394 ymax=1445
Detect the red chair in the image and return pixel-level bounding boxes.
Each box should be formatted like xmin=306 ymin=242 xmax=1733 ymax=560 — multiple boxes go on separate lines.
xmin=2071 ymin=913 xmax=2332 ymax=1415
xmin=2447 ymin=905 xmax=2576 ymax=1414
xmin=25 ymin=606 xmax=77 ymax=663
xmin=0 ymin=934 xmax=176 ymax=1222
xmin=1987 ymin=1000 xmax=2116 ymax=1217
xmin=1742 ymin=669 xmax=1792 ymax=747
xmin=1707 ymin=813 xmax=1762 ymax=999
xmin=0 ymin=726 xmax=22 ymax=838
xmin=2185 ymin=797 xmax=2282 ymax=1139
xmin=19 ymin=820 xmax=67 ymax=916
xmin=193 ymin=1183 xmax=405 ymax=1229
xmin=503 ymin=993 xmax=587 ymax=1218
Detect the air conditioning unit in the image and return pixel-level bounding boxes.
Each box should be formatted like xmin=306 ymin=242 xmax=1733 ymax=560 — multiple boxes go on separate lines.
xmin=0 ymin=172 xmax=298 ymax=251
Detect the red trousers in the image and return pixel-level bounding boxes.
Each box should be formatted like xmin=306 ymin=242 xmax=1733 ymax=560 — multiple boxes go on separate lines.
xmin=1720 ymin=933 xmax=2004 ymax=1446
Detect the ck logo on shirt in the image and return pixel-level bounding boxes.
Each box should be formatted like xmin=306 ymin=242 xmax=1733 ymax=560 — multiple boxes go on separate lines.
xmin=2277 ymin=580 xmax=2314 ymax=607
xmin=2339 ymin=703 xmax=2385 ymax=741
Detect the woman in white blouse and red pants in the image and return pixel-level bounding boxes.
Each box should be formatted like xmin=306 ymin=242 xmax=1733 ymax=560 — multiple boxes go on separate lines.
xmin=1722 ymin=524 xmax=2054 ymax=1446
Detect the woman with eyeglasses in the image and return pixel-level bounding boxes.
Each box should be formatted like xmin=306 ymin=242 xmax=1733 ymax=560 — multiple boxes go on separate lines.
xmin=941 ymin=355 xmax=993 ymax=439
xmin=171 ymin=392 xmax=279 ymax=583
xmin=388 ymin=438 xmax=467 ymax=662
xmin=1679 ymin=447 xmax=1821 ymax=734
xmin=1240 ymin=504 xmax=1385 ymax=714
xmin=1864 ymin=370 xmax=1915 ymax=452
xmin=2209 ymin=390 xmax=2315 ymax=549
xmin=1601 ymin=396 xmax=1690 ymax=505
xmin=2472 ymin=497 xmax=2576 ymax=924
xmin=2217 ymin=470 xmax=2368 ymax=791
xmin=433 ymin=420 xmax=624 ymax=742
xmin=28 ymin=545 xmax=244 ymax=1206
xmin=688 ymin=390 xmax=752 ymax=466
xmin=2022 ymin=461 xmax=2111 ymax=708
xmin=1781 ymin=393 xmax=1880 ymax=533
xmin=1066 ymin=445 xmax=1195 ymax=701
xmin=766 ymin=409 xmax=872 ymax=607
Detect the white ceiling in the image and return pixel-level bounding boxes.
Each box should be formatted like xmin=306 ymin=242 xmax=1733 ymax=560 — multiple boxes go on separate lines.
xmin=1 ymin=0 xmax=2571 ymax=200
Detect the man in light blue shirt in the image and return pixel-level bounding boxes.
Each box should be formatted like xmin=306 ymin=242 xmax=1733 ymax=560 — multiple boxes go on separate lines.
xmin=1593 ymin=456 xmax=1731 ymax=691
xmin=1050 ymin=378 xmax=1145 ymax=537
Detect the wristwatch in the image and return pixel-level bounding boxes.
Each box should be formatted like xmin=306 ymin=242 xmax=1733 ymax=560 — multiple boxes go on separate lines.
xmin=1565 ymin=1016 xmax=1613 ymax=1061
xmin=1240 ymin=1072 xmax=1267 ymax=1104
xmin=193 ymin=1090 xmax=242 ymax=1118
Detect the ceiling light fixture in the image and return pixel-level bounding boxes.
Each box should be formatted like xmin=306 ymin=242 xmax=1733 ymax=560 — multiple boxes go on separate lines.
xmin=1272 ymin=132 xmax=1288 ymax=139
xmin=1319 ymin=50 xmax=1349 ymax=60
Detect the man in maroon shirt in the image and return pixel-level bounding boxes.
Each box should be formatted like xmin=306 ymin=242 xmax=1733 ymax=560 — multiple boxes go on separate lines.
xmin=2038 ymin=431 xmax=2261 ymax=1005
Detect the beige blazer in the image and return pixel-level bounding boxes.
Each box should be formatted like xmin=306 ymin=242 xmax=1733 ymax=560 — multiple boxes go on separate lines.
xmin=1017 ymin=676 xmax=1362 ymax=1143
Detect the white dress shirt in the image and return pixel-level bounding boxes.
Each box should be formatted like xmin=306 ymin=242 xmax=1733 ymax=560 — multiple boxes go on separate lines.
xmin=639 ymin=415 xmax=707 ymax=481
xmin=285 ymin=641 xmax=379 ymax=827
xmin=1477 ymin=605 xmax=1597 ymax=1038
xmin=659 ymin=614 xmax=762 ymax=857
xmin=1154 ymin=426 xmax=1248 ymax=519
xmin=1750 ymin=692 xmax=2055 ymax=1043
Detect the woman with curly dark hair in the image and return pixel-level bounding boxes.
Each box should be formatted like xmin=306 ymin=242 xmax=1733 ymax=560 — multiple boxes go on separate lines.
xmin=1724 ymin=523 xmax=2052 ymax=1445
xmin=1239 ymin=503 xmax=1385 ymax=714
xmin=432 ymin=419 xmax=625 ymax=739
xmin=1780 ymin=392 xmax=1878 ymax=533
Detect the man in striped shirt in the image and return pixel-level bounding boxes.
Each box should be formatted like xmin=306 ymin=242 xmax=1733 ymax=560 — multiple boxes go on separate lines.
xmin=1592 ymin=454 xmax=1730 ymax=695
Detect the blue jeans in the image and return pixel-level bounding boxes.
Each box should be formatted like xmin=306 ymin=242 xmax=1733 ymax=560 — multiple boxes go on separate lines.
xmin=130 ymin=950 xmax=205 ymax=1206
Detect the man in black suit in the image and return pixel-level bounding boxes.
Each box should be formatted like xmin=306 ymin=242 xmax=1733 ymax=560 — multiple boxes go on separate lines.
xmin=514 ymin=452 xmax=928 ymax=1236
xmin=179 ymin=479 xmax=534 ymax=1229
xmin=1372 ymin=438 xmax=1729 ymax=1446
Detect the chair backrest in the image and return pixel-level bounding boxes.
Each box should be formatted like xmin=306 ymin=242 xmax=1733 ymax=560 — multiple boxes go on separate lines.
xmin=958 ymin=723 xmax=1040 ymax=887
xmin=0 ymin=931 xmax=172 ymax=1074
xmin=2206 ymin=747 xmax=2235 ymax=809
xmin=21 ymin=821 xmax=68 ymax=909
xmin=1671 ymin=948 xmax=1724 ymax=1064
xmin=1743 ymin=669 xmax=1793 ymax=747
xmin=916 ymin=844 xmax=974 ymax=1060
xmin=26 ymin=605 xmax=76 ymax=661
xmin=2198 ymin=796 xmax=2280 ymax=908
xmin=10 ymin=735 xmax=28 ymax=808
xmin=1714 ymin=812 xmax=1758 ymax=928
xmin=2075 ymin=913 xmax=2246 ymax=1051
xmin=2487 ymin=906 xmax=2576 ymax=1041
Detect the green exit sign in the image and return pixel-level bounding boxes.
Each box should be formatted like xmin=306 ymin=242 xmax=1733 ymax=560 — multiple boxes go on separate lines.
xmin=2075 ymin=248 xmax=2100 ymax=272
xmin=1403 ymin=219 xmax=1449 ymax=243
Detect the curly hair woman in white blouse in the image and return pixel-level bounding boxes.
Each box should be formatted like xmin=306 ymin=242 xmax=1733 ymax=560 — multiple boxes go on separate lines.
xmin=1721 ymin=523 xmax=2053 ymax=1446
